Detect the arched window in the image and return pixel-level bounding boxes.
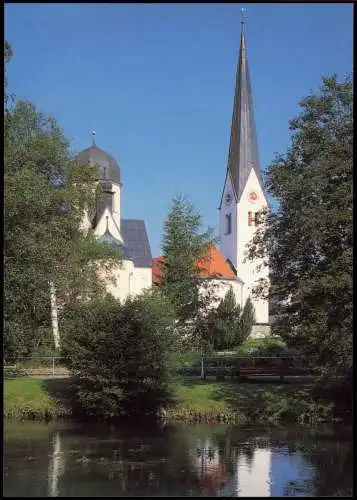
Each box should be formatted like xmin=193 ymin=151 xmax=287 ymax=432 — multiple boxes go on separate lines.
xmin=225 ymin=213 xmax=232 ymax=234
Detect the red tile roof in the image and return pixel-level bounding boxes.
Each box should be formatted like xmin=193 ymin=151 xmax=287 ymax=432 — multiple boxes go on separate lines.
xmin=152 ymin=246 xmax=237 ymax=285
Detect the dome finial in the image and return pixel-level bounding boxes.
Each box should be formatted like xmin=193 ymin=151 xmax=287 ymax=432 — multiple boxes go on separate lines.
xmin=91 ymin=130 xmax=96 ymax=146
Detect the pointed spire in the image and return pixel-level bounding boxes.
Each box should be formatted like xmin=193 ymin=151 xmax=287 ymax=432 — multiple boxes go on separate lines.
xmin=226 ymin=12 xmax=263 ymax=201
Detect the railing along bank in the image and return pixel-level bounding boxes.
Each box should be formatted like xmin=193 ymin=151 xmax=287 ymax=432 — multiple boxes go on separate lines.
xmin=4 ymin=355 xmax=320 ymax=379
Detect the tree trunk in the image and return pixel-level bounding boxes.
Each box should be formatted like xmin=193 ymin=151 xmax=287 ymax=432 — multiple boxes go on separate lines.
xmin=200 ymin=356 xmax=206 ymax=381
xmin=49 ymin=281 xmax=60 ymax=350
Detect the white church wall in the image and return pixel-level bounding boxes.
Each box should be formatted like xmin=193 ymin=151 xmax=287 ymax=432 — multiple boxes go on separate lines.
xmin=236 ymin=169 xmax=269 ymax=324
xmin=98 ymin=259 xmax=136 ymax=303
xmin=111 ymin=183 xmax=121 ymax=231
xmin=219 ymin=172 xmax=238 ymax=269
xmin=98 ymin=261 xmax=152 ymax=303
xmin=132 ymin=267 xmax=152 ymax=296
xmin=94 ymin=208 xmax=122 ymax=241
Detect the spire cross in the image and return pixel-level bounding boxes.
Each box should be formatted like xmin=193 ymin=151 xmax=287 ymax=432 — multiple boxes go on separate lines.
xmin=240 ymin=7 xmax=246 ymax=24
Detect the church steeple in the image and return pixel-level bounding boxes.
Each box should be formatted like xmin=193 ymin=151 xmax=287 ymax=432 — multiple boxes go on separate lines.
xmin=218 ymin=11 xmax=270 ymax=329
xmin=225 ymin=15 xmax=263 ymax=202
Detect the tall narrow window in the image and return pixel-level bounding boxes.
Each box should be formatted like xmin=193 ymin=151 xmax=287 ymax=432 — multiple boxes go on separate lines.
xmin=225 ymin=213 xmax=232 ymax=234
xmin=248 ymin=211 xmax=253 ymax=226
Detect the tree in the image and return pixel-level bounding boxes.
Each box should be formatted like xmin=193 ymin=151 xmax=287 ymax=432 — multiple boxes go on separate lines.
xmin=4 ymin=41 xmax=122 ymax=360
xmin=247 ymin=74 xmax=352 ymax=378
xmin=4 ymin=40 xmax=13 ymax=112
xmin=207 ymin=286 xmax=242 ymax=350
xmin=61 ymin=290 xmax=177 ymax=418
xmin=161 ymin=194 xmax=216 ymax=324
xmin=239 ymin=298 xmax=256 ymax=343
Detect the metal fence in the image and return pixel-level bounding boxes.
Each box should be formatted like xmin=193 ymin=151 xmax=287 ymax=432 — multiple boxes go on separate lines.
xmin=4 ymin=357 xmax=69 ymax=378
xmin=173 ymin=355 xmax=320 ymax=378
xmin=4 ymin=355 xmax=320 ymax=380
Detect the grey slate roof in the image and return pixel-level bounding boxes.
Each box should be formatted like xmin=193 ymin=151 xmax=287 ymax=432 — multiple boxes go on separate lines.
xmin=121 ymin=219 xmax=152 ymax=268
xmin=98 ymin=230 xmax=133 ymax=261
xmin=221 ymin=21 xmax=265 ymax=205
xmin=75 ymin=141 xmax=121 ymax=184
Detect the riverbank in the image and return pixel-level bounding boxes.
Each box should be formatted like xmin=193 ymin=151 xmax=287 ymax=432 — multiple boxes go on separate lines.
xmin=5 ymin=376 xmax=348 ymax=424
xmin=4 ymin=378 xmax=72 ymax=420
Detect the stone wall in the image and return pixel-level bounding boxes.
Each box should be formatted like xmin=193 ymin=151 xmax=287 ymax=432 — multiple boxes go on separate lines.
xmin=250 ymin=324 xmax=271 ymax=339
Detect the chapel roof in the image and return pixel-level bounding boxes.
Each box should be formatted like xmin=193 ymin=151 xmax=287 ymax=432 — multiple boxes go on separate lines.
xmin=121 ymin=219 xmax=152 ymax=268
xmin=75 ymin=134 xmax=121 ymax=184
xmin=97 ymin=217 xmax=152 ymax=269
xmin=152 ymin=246 xmax=243 ymax=284
xmin=98 ymin=230 xmax=133 ymax=261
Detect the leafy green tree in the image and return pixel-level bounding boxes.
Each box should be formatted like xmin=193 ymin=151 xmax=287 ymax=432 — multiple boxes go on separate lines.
xmin=161 ymin=194 xmax=216 ymax=324
xmin=4 ymin=40 xmax=13 ymax=112
xmin=239 ymin=298 xmax=256 ymax=343
xmin=61 ymin=290 xmax=177 ymax=418
xmin=160 ymin=194 xmax=218 ymax=379
xmin=4 ymin=41 xmax=122 ymax=361
xmin=247 ymin=74 xmax=352 ymax=378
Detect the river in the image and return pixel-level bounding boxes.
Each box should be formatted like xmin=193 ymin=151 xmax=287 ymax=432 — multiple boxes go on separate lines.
xmin=3 ymin=421 xmax=352 ymax=497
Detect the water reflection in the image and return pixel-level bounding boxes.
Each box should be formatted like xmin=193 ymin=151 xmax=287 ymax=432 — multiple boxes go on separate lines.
xmin=48 ymin=432 xmax=65 ymax=497
xmin=3 ymin=422 xmax=352 ymax=497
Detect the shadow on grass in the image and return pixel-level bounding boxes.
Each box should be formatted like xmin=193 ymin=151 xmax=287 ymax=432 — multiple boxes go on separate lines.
xmin=42 ymin=377 xmax=180 ymax=423
xmin=213 ymin=380 xmax=329 ymax=423
xmin=214 ymin=381 xmax=312 ymax=409
xmin=42 ymin=377 xmax=78 ymax=418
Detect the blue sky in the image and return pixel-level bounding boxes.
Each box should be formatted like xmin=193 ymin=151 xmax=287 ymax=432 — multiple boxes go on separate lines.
xmin=5 ymin=3 xmax=353 ymax=256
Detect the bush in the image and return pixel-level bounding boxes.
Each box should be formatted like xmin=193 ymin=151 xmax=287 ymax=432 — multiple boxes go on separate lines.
xmin=209 ymin=286 xmax=241 ymax=350
xmin=61 ymin=290 xmax=177 ymax=419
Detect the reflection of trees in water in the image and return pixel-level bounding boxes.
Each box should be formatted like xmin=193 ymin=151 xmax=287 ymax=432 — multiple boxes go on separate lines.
xmin=194 ymin=437 xmax=230 ymax=495
xmin=58 ymin=423 xmax=202 ymax=497
xmin=308 ymin=441 xmax=352 ymax=497
xmin=5 ymin=423 xmax=352 ymax=498
xmin=215 ymin=427 xmax=352 ymax=498
xmin=242 ymin=443 xmax=255 ymax=471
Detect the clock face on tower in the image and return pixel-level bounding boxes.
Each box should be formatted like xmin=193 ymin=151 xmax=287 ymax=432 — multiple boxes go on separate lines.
xmin=225 ymin=192 xmax=232 ymax=205
xmin=248 ymin=191 xmax=258 ymax=203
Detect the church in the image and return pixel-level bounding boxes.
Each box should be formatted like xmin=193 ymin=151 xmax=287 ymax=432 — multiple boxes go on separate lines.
xmin=153 ymin=19 xmax=270 ymax=336
xmin=76 ymin=19 xmax=269 ymax=335
xmin=218 ymin=19 xmax=270 ymax=335
xmin=76 ymin=135 xmax=153 ymax=302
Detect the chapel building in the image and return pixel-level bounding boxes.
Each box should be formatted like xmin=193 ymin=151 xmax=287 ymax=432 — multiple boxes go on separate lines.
xmin=76 ymin=136 xmax=152 ymax=302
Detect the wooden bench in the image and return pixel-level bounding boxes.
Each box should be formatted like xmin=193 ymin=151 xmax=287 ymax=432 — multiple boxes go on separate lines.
xmin=238 ymin=366 xmax=287 ymax=381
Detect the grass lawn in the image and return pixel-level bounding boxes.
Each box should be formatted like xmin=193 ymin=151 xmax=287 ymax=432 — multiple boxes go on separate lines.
xmin=4 ymin=377 xmax=72 ymax=420
xmin=4 ymin=375 xmax=335 ymax=424
xmin=168 ymin=377 xmax=331 ymax=423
